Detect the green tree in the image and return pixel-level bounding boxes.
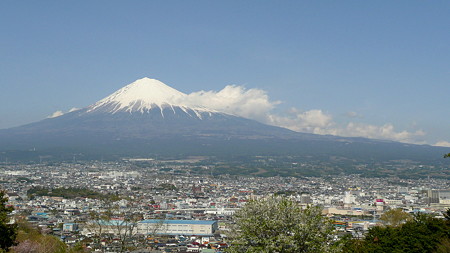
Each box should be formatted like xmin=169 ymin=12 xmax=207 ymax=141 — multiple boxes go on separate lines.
xmin=346 ymin=212 xmax=450 ymax=253
xmin=226 ymin=196 xmax=340 ymax=253
xmin=0 ymin=190 xmax=17 ymax=252
xmin=379 ymin=208 xmax=412 ymax=227
xmin=12 ymin=219 xmax=67 ymax=253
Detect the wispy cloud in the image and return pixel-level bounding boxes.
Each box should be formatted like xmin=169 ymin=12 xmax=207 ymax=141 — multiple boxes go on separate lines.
xmin=335 ymin=123 xmax=426 ymax=144
xmin=69 ymin=107 xmax=80 ymax=112
xmin=345 ymin=111 xmax=364 ymax=119
xmin=47 ymin=110 xmax=64 ymax=118
xmin=47 ymin=108 xmax=80 ymax=118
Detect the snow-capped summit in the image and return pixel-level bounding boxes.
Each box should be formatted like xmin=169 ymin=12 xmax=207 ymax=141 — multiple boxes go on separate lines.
xmin=87 ymin=77 xmax=214 ymax=118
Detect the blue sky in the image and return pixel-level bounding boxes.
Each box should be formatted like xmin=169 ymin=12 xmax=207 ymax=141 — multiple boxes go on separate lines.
xmin=0 ymin=1 xmax=449 ymax=146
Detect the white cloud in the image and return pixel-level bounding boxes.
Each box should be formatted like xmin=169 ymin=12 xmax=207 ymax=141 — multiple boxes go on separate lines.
xmin=47 ymin=110 xmax=64 ymax=118
xmin=266 ymin=109 xmax=425 ymax=143
xmin=434 ymin=141 xmax=450 ymax=147
xmin=182 ymin=85 xmax=279 ymax=121
xmin=181 ymin=85 xmax=427 ymax=144
xmin=267 ymin=109 xmax=334 ymax=134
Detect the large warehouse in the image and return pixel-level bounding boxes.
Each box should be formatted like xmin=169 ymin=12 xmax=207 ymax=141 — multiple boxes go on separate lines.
xmin=137 ymin=219 xmax=218 ymax=236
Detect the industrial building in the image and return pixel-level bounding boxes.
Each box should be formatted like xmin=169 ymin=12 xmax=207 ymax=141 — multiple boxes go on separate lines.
xmin=137 ymin=219 xmax=218 ymax=236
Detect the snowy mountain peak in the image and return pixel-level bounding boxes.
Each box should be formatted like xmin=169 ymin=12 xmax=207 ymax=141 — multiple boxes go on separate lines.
xmin=87 ymin=78 xmax=215 ymax=118
xmin=122 ymin=77 xmax=186 ymax=102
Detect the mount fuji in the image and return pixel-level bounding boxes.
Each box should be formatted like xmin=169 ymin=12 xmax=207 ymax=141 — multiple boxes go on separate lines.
xmin=0 ymin=78 xmax=300 ymax=156
xmin=0 ymin=78 xmax=446 ymax=161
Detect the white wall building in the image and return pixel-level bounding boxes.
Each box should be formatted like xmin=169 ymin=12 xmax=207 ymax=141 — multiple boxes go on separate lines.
xmin=137 ymin=220 xmax=218 ymax=236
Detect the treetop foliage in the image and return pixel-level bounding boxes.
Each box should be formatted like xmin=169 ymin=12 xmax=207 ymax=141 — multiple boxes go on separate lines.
xmin=12 ymin=218 xmax=68 ymax=253
xmin=227 ymin=196 xmax=341 ymax=253
xmin=379 ymin=208 xmax=412 ymax=227
xmin=344 ymin=211 xmax=450 ymax=253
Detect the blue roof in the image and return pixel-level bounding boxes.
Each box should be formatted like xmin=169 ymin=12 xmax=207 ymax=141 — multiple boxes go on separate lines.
xmin=139 ymin=219 xmax=217 ymax=225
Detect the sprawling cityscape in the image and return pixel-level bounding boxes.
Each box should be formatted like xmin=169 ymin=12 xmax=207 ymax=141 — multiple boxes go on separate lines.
xmin=2 ymin=157 xmax=449 ymax=252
